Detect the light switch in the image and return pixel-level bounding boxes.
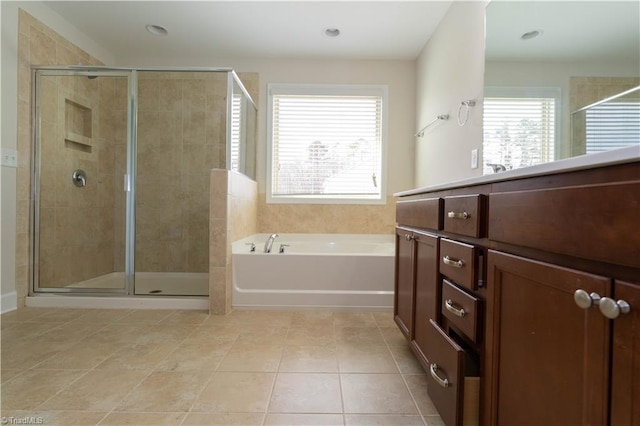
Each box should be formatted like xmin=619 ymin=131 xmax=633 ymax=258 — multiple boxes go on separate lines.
xmin=1 ymin=148 xmax=18 ymax=168
xmin=471 ymin=149 xmax=478 ymax=169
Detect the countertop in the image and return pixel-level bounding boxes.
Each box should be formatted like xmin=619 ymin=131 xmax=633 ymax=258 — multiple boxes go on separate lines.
xmin=395 ymin=145 xmax=640 ymax=197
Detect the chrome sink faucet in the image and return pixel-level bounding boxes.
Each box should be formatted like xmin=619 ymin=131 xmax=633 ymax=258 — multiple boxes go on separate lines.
xmin=263 ymin=233 xmax=279 ymax=253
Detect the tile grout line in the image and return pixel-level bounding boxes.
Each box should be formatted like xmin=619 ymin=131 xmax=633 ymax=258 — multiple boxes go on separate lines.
xmin=180 ymin=317 xmax=239 ymax=425
xmin=89 ymin=310 xmax=206 ymax=424
xmin=261 ymin=317 xmax=291 ymax=425
xmin=24 ymin=316 xmax=120 ymax=414
xmin=377 ymin=317 xmax=427 ymax=423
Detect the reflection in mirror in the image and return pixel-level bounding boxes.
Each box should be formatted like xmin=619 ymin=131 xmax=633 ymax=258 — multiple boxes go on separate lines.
xmin=483 ymin=1 xmax=640 ymax=175
xmin=571 ymin=85 xmax=640 ymax=156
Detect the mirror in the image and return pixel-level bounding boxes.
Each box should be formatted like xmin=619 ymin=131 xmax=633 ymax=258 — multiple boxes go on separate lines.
xmin=571 ymin=85 xmax=640 ymax=157
xmin=483 ymin=1 xmax=640 ymax=175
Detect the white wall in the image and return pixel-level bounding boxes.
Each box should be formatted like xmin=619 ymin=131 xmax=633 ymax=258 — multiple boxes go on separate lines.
xmin=2 ymin=2 xmax=22 ymax=313
xmin=414 ymin=1 xmax=487 ymax=189
xmin=0 ymin=1 xmax=113 ymax=312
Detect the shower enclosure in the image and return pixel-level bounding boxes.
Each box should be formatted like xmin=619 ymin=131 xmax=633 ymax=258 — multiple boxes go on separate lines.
xmin=31 ymin=67 xmax=256 ymax=297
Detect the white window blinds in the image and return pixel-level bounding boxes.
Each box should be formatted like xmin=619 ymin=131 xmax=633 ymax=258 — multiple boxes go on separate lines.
xmin=483 ymin=96 xmax=555 ymax=174
xmin=585 ymin=101 xmax=640 ymax=154
xmin=268 ymin=85 xmax=386 ymax=203
xmin=230 ymin=94 xmax=242 ymax=172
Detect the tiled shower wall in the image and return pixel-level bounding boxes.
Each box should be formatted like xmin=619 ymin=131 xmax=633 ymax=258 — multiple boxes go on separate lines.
xmin=125 ymin=72 xmax=228 ymax=273
xmin=17 ymin=9 xmax=261 ymax=302
xmin=128 ymin=71 xmax=259 ymax=273
xmin=16 ymin=10 xmax=105 ymax=298
xmin=37 ymin=74 xmax=126 ymax=287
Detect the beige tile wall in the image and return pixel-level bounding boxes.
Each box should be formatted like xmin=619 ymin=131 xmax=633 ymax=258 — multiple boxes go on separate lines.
xmin=210 ymin=170 xmax=258 ymax=314
xmin=16 ymin=10 xmax=104 ymax=301
xmin=132 ymin=72 xmax=228 ymax=273
xmin=257 ymin=197 xmax=396 ymax=235
xmin=37 ymin=74 xmax=126 ymax=287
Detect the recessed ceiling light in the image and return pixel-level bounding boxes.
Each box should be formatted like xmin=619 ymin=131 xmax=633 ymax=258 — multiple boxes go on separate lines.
xmin=323 ymin=27 xmax=341 ymax=38
xmin=146 ymin=24 xmax=168 ymax=36
xmin=521 ymin=30 xmax=543 ymax=40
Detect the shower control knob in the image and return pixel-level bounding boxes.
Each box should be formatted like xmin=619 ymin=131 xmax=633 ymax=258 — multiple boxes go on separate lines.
xmin=598 ymin=297 xmax=631 ymax=319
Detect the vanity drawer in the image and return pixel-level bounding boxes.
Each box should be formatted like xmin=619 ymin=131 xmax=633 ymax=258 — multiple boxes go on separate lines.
xmin=442 ymin=279 xmax=482 ymax=344
xmin=396 ymin=197 xmax=443 ymax=230
xmin=443 ymin=195 xmax=485 ymax=238
xmin=425 ymin=319 xmax=480 ymax=426
xmin=440 ymin=239 xmax=479 ymax=291
xmin=489 ymin=181 xmax=640 ymax=268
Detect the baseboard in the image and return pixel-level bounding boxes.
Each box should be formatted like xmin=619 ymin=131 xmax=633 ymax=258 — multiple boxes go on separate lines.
xmin=1 ymin=291 xmax=18 ymax=314
xmin=26 ymin=294 xmax=209 ymax=310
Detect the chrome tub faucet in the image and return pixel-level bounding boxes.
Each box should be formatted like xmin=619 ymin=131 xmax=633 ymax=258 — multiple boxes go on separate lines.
xmin=264 ymin=233 xmax=279 ymax=253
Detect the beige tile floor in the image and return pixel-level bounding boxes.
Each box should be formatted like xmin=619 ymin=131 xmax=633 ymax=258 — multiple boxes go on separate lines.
xmin=1 ymin=308 xmax=444 ymax=426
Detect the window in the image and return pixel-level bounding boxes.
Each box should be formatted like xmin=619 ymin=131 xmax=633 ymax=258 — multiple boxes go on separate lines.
xmin=230 ymin=93 xmax=242 ymax=172
xmin=584 ymin=100 xmax=640 ymax=154
xmin=267 ymin=84 xmax=387 ymax=204
xmin=483 ymin=87 xmax=559 ymax=175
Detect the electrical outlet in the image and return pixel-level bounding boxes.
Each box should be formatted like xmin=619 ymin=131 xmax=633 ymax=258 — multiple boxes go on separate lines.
xmin=471 ymin=149 xmax=478 ymax=169
xmin=1 ymin=148 xmax=18 ymax=168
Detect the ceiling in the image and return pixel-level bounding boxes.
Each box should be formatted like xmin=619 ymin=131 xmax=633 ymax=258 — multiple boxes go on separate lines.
xmin=43 ymin=1 xmax=454 ymax=62
xmin=486 ymin=1 xmax=640 ymax=63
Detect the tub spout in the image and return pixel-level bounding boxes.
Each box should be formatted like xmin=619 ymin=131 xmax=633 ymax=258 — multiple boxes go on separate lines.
xmin=264 ymin=234 xmax=279 ymax=253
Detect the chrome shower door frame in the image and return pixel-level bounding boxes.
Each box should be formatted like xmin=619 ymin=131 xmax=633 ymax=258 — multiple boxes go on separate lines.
xmin=31 ymin=67 xmax=137 ymax=295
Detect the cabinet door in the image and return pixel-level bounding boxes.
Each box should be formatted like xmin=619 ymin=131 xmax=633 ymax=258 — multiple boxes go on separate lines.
xmin=485 ymin=250 xmax=611 ymax=426
xmin=412 ymin=232 xmax=439 ymax=365
xmin=394 ymin=228 xmax=416 ymax=340
xmin=610 ymin=281 xmax=640 ymax=426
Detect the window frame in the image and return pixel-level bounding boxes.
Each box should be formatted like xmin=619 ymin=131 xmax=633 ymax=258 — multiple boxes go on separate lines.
xmin=266 ymin=83 xmax=388 ymax=205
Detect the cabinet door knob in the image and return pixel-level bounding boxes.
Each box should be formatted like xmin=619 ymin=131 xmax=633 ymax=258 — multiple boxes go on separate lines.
xmin=429 ymin=363 xmax=450 ymax=388
xmin=574 ymin=289 xmax=601 ymax=309
xmin=447 ymin=211 xmax=469 ymax=220
xmin=598 ymin=297 xmax=631 ymax=319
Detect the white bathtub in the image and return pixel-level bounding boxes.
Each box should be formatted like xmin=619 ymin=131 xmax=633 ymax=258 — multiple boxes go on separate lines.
xmin=232 ymin=234 xmax=395 ymax=310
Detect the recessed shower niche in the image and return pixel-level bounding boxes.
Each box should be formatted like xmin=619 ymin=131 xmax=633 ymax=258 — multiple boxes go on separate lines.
xmin=64 ymin=97 xmax=93 ymax=153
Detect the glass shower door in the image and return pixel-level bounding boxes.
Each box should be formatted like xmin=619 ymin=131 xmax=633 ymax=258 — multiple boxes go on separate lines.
xmin=133 ymin=70 xmax=221 ymax=296
xmin=33 ymin=70 xmax=131 ymax=293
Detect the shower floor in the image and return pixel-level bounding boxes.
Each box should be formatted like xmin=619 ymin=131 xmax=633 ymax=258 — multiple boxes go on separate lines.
xmin=65 ymin=272 xmax=209 ymax=296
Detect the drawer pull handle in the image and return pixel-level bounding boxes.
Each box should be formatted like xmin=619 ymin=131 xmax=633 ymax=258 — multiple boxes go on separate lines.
xmin=447 ymin=211 xmax=469 ymax=220
xmin=443 ymin=256 xmax=464 ymax=268
xmin=599 ymin=297 xmax=631 ymax=319
xmin=445 ymin=299 xmax=466 ymax=317
xmin=404 ymin=234 xmax=414 ymax=241
xmin=429 ymin=363 xmax=450 ymax=388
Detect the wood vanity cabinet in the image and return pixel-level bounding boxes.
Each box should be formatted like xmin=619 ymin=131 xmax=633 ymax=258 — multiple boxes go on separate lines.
xmin=394 ymin=197 xmax=443 ymax=343
xmin=485 ymin=250 xmax=611 ymax=425
xmin=394 ymin=160 xmax=640 ymax=426
xmin=394 ymin=226 xmax=416 ymax=339
xmin=610 ymin=281 xmax=640 ymax=426
xmin=394 ymin=226 xmax=440 ymax=347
